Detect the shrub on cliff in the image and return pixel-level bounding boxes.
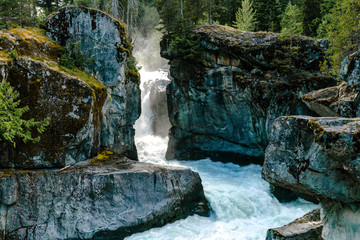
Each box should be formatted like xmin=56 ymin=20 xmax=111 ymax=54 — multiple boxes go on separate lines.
xmin=0 ymin=80 xmax=50 ymax=146
xmin=59 ymin=42 xmax=94 ymax=69
xmin=168 ymin=21 xmax=203 ymax=65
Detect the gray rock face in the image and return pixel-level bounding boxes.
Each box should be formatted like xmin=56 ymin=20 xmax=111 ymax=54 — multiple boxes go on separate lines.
xmin=340 ymin=50 xmax=360 ymax=86
xmin=266 ymin=208 xmax=323 ymax=240
xmin=302 ymin=50 xmax=360 ymax=118
xmin=149 ymin=79 xmax=171 ymax=137
xmin=302 ymin=82 xmax=359 ymax=118
xmin=262 ymin=116 xmax=360 ymax=203
xmin=321 ymin=200 xmax=360 ymax=240
xmin=45 ymin=7 xmax=141 ymax=160
xmin=162 ymin=25 xmax=336 ymax=163
xmin=0 ymin=155 xmax=209 ymax=240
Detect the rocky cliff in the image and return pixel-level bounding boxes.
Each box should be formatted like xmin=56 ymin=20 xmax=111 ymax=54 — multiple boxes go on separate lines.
xmin=161 ymin=25 xmax=336 ymax=163
xmin=0 ymin=28 xmax=107 ymax=168
xmin=0 ymin=7 xmax=210 ymax=239
xmin=45 ymin=6 xmax=141 ymax=160
xmin=263 ymin=49 xmax=360 ymax=239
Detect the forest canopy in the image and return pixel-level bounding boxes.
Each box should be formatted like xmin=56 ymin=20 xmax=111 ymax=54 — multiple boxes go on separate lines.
xmin=0 ymin=0 xmax=359 ymax=72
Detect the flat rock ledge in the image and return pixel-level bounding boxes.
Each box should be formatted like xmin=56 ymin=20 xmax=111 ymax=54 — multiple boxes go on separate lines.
xmin=266 ymin=208 xmax=323 ymax=240
xmin=0 ymin=155 xmax=209 ymax=240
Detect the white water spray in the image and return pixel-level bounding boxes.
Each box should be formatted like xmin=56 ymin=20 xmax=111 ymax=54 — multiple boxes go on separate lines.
xmin=128 ymin=33 xmax=317 ymax=240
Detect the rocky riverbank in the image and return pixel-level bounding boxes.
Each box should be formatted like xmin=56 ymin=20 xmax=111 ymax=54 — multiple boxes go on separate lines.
xmin=263 ymin=49 xmax=360 ymax=239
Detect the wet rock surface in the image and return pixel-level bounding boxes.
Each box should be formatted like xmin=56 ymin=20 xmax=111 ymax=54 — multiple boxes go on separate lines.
xmin=162 ymin=25 xmax=335 ymax=163
xmin=266 ymin=208 xmax=323 ymax=240
xmin=149 ymin=79 xmax=171 ymax=137
xmin=0 ymin=154 xmax=209 ymax=240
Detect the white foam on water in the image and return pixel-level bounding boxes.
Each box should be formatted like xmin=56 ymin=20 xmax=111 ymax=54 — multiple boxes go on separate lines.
xmin=129 ymin=59 xmax=317 ymax=240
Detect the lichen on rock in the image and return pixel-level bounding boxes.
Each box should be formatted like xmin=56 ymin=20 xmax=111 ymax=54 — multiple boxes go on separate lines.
xmin=45 ymin=6 xmax=141 ymax=160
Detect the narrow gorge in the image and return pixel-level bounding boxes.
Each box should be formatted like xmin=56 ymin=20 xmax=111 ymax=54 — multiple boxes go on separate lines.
xmin=0 ymin=3 xmax=359 ymax=240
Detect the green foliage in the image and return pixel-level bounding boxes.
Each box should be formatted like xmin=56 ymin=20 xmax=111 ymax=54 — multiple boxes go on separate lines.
xmin=0 ymin=80 xmax=50 ymax=146
xmin=280 ymin=2 xmax=304 ymax=37
xmin=8 ymin=50 xmax=18 ymax=59
xmin=126 ymin=55 xmax=140 ymax=73
xmin=169 ymin=28 xmax=203 ymax=65
xmin=74 ymin=0 xmax=92 ymax=7
xmin=233 ymin=0 xmax=257 ymax=31
xmin=325 ymin=0 xmax=360 ymax=74
xmin=59 ymin=42 xmax=94 ymax=70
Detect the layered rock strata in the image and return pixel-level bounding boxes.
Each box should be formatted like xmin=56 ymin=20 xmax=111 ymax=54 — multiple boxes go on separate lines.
xmin=0 ymin=154 xmax=209 ymax=240
xmin=162 ymin=25 xmax=336 ymax=163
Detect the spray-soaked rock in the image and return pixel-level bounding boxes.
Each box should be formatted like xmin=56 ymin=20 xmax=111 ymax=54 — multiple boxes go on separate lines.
xmin=162 ymin=25 xmax=335 ymax=163
xmin=0 ymin=154 xmax=209 ymax=239
xmin=149 ymin=79 xmax=171 ymax=137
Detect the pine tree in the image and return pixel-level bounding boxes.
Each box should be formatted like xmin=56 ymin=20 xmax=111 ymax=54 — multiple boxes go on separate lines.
xmin=280 ymin=2 xmax=304 ymax=37
xmin=0 ymin=0 xmax=19 ymax=28
xmin=326 ymin=0 xmax=360 ymax=74
xmin=233 ymin=0 xmax=257 ymax=32
xmin=0 ymin=80 xmax=50 ymax=147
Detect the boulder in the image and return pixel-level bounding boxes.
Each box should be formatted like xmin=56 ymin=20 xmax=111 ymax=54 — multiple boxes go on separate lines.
xmin=262 ymin=116 xmax=360 ymax=203
xmin=0 ymin=153 xmax=209 ymax=240
xmin=162 ymin=25 xmax=336 ymax=163
xmin=0 ymin=28 xmax=106 ymax=168
xmin=266 ymin=208 xmax=323 ymax=240
xmin=1 ymin=57 xmax=106 ymax=169
xmin=45 ymin=7 xmax=141 ymax=160
xmin=302 ymin=82 xmax=359 ymax=117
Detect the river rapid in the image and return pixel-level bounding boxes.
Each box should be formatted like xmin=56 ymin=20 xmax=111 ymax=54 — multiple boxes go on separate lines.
xmin=125 ymin=68 xmax=317 ymax=240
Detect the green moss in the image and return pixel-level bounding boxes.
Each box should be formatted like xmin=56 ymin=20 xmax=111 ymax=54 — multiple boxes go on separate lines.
xmin=61 ymin=66 xmax=105 ymax=90
xmin=0 ymin=50 xmax=10 ymax=61
xmin=0 ymin=27 xmax=63 ymax=62
xmin=92 ymin=150 xmax=114 ymax=163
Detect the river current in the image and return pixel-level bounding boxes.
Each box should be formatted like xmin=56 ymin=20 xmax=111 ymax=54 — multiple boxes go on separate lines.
xmin=124 ymin=68 xmax=317 ymax=240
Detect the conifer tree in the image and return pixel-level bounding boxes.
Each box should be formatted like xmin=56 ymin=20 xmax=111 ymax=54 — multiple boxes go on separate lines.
xmin=0 ymin=80 xmax=50 ymax=147
xmin=233 ymin=0 xmax=257 ymax=32
xmin=326 ymin=0 xmax=360 ymax=74
xmin=280 ymin=2 xmax=304 ymax=37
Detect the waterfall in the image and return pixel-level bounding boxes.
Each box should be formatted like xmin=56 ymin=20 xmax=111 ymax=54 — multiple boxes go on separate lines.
xmin=127 ymin=34 xmax=317 ymax=240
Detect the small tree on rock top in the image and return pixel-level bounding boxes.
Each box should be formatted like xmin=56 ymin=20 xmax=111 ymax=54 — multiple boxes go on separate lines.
xmin=233 ymin=0 xmax=257 ymax=32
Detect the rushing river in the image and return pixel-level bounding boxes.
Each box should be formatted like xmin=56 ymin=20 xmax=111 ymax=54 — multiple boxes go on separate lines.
xmin=126 ymin=67 xmax=316 ymax=240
